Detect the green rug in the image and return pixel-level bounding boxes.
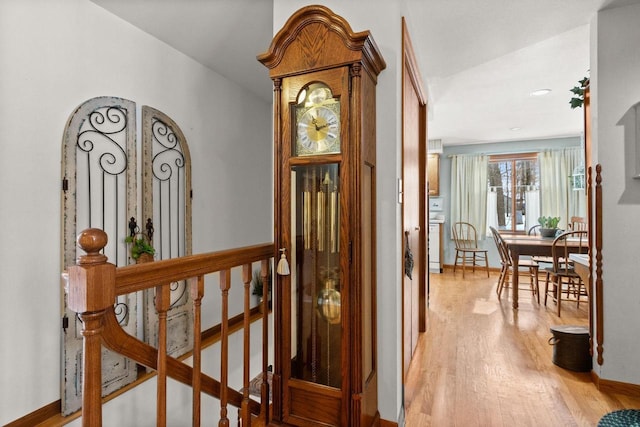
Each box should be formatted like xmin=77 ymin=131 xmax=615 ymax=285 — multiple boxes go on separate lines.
xmin=599 ymin=410 xmax=640 ymax=426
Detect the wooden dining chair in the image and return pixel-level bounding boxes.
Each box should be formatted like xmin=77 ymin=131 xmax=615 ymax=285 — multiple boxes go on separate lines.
xmin=543 ymin=230 xmax=589 ymax=316
xmin=527 ymin=224 xmax=541 ymax=235
xmin=527 ymin=224 xmax=554 ymax=265
xmin=490 ymin=226 xmax=539 ymax=302
xmin=569 ymin=216 xmax=587 ymax=231
xmin=451 ymin=221 xmax=489 ymax=278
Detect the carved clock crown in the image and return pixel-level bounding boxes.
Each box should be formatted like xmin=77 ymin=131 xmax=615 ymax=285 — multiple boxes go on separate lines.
xmin=257 ymin=5 xmax=386 ymax=80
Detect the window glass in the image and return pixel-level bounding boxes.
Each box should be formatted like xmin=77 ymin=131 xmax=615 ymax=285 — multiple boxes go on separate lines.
xmin=488 ymin=155 xmax=539 ymax=232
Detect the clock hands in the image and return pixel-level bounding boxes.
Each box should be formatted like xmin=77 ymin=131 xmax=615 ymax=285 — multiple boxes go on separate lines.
xmin=311 ymin=116 xmax=329 ymax=131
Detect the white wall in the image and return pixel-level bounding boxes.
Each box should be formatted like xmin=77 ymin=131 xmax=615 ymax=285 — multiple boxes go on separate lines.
xmin=592 ymin=2 xmax=640 ymax=384
xmin=272 ymin=0 xmax=404 ymax=422
xmin=0 ymin=0 xmax=272 ymax=424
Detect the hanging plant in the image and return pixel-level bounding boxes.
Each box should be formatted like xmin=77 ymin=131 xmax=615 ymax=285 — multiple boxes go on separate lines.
xmin=124 ymin=233 xmax=155 ymax=261
xmin=569 ymin=76 xmax=589 ymax=109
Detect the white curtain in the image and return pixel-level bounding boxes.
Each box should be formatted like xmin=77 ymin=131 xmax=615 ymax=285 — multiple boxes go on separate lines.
xmin=486 ymin=188 xmax=498 ymax=235
xmin=524 ymin=188 xmax=540 ymax=232
xmin=450 ymin=154 xmax=488 ymax=238
xmin=538 ymin=147 xmax=585 ymax=230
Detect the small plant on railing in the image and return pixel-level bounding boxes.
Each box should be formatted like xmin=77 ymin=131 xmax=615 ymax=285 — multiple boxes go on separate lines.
xmin=124 ymin=233 xmax=155 ymax=262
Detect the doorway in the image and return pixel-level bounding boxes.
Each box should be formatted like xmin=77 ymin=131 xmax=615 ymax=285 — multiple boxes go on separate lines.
xmin=401 ymin=19 xmax=428 ymax=379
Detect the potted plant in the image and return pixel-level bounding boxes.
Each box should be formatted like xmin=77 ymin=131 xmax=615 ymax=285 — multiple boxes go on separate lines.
xmin=538 ymin=216 xmax=561 ymax=238
xmin=251 ymin=268 xmax=272 ymax=311
xmin=124 ymin=233 xmax=155 ymax=263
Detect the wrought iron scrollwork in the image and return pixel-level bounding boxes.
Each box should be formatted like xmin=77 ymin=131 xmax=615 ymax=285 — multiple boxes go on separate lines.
xmin=114 ymin=301 xmax=129 ymax=325
xmin=150 ymin=117 xmax=188 ymax=309
xmin=76 ymin=105 xmax=132 ymax=327
xmin=77 ymin=106 xmax=129 ymax=177
xmin=151 ymin=119 xmax=185 ymax=183
xmin=169 ymin=281 xmax=187 ymax=308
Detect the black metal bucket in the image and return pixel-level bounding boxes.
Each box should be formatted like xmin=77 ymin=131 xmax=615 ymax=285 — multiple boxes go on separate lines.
xmin=548 ymin=325 xmax=592 ymax=372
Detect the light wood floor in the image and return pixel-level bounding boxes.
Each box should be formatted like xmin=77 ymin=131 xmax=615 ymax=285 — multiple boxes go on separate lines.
xmin=404 ymin=270 xmax=640 ymax=426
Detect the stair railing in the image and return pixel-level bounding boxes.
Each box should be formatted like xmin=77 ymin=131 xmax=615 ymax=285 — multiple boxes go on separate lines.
xmin=65 ymin=228 xmax=274 ymax=427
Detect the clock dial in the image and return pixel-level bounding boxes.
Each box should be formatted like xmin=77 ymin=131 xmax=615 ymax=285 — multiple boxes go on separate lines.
xmin=295 ymin=101 xmax=341 ymax=155
xmin=297 ymin=106 xmax=339 ymax=153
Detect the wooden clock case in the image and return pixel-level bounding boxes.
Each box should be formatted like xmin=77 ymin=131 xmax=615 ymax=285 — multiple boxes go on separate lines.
xmin=259 ymin=5 xmax=386 ymax=426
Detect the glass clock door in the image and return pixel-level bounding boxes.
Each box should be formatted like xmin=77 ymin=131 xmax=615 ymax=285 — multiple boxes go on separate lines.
xmin=290 ymin=163 xmax=341 ymax=388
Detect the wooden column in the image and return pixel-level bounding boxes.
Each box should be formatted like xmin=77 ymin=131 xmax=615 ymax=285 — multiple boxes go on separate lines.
xmin=260 ymin=259 xmax=270 ymax=423
xmin=271 ymin=77 xmax=283 ymax=421
xmin=66 ymin=229 xmax=116 ymax=427
xmin=595 ymin=165 xmax=604 ymax=365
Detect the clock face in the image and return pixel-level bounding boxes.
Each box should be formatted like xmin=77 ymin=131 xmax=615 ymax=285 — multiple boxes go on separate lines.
xmin=297 ymin=105 xmax=340 ymax=154
xmin=294 ymin=85 xmax=341 ymax=156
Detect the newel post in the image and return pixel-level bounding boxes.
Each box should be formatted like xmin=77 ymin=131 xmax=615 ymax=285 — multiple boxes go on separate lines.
xmin=66 ymin=229 xmax=115 ymax=427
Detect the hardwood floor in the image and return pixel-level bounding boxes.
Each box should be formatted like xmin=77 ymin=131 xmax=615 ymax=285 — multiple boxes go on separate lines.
xmin=404 ymin=270 xmax=640 ymax=426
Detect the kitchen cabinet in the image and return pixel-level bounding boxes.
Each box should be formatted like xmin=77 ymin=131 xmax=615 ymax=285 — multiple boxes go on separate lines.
xmin=428 ymin=153 xmax=440 ymax=195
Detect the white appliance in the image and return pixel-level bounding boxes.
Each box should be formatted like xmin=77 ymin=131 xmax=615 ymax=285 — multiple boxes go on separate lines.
xmin=428 ymin=196 xmax=444 ymax=273
xmin=428 ymin=223 xmax=441 ymax=272
xmin=428 ymin=212 xmax=445 ymax=273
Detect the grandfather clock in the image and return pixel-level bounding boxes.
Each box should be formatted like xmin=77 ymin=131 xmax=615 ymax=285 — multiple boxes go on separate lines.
xmin=258 ymin=5 xmax=386 ymax=427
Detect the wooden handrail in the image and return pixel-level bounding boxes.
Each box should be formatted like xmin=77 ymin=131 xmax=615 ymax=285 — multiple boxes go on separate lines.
xmin=66 ymin=228 xmax=274 ymax=426
xmin=114 ymin=242 xmax=273 ymax=295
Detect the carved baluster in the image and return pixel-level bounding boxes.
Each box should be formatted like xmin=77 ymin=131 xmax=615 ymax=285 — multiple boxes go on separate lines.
xmin=241 ymin=264 xmax=252 ymax=426
xmin=191 ymin=276 xmax=205 ymax=427
xmin=156 ymin=282 xmax=170 ymax=427
xmin=67 ymin=228 xmax=115 ymax=427
xmin=219 ymin=270 xmax=231 ymax=427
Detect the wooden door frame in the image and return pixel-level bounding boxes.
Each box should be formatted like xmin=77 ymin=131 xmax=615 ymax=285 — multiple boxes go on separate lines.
xmin=401 ymin=18 xmax=428 ymax=378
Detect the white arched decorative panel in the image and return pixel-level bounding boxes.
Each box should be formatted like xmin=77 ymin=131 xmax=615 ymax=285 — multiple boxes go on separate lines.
xmin=60 ymin=98 xmax=192 ymax=415
xmin=61 ymin=97 xmax=138 ymax=415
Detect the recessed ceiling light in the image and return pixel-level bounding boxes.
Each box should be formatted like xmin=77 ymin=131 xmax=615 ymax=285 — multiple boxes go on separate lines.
xmin=510 ymin=127 xmax=521 ymax=131
xmin=530 ymin=88 xmax=552 ymax=97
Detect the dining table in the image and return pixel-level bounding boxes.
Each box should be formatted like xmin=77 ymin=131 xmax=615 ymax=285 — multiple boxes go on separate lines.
xmin=500 ymin=233 xmax=586 ymax=309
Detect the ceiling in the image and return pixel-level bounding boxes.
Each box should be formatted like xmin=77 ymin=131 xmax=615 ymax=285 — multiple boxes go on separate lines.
xmin=91 ymin=0 xmax=639 ymax=147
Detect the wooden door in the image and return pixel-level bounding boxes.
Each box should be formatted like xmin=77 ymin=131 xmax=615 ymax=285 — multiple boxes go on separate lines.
xmin=402 ymin=87 xmax=420 ymax=377
xmin=401 ymin=19 xmax=428 ymax=378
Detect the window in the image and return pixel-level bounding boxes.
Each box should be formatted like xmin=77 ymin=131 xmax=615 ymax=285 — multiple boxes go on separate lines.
xmin=487 ymin=153 xmax=539 ymax=232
